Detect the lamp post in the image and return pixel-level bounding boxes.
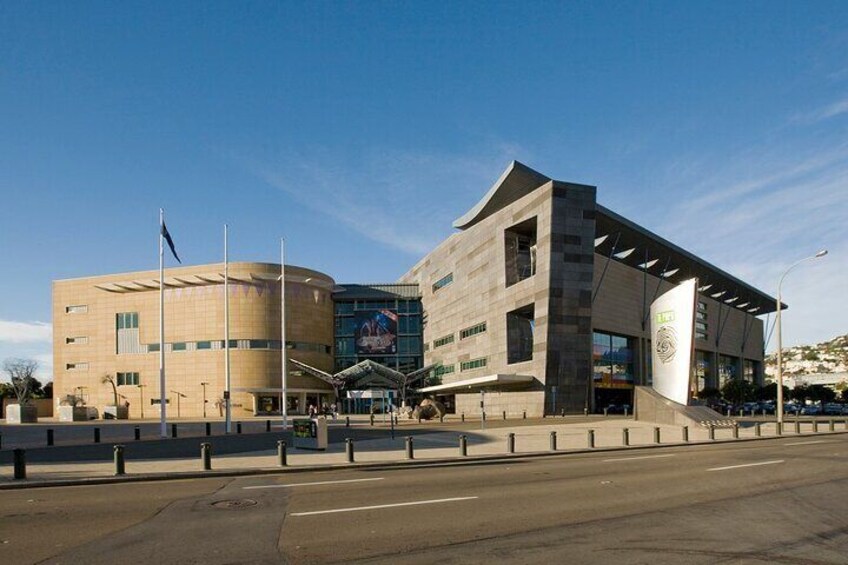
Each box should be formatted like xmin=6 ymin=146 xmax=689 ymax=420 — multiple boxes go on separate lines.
xmin=137 ymin=384 xmax=146 ymax=419
xmin=170 ymin=390 xmax=186 ymax=418
xmin=200 ymin=382 xmax=209 ymax=418
xmin=776 ymin=250 xmax=827 ymax=424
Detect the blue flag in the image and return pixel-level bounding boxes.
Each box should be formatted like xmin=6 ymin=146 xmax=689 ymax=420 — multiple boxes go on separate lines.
xmin=161 ymin=222 xmax=181 ymax=263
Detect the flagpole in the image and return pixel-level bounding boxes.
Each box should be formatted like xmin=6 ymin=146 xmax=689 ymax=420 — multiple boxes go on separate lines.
xmin=159 ymin=208 xmax=167 ymax=438
xmin=281 ymin=238 xmax=287 ymax=431
xmin=224 ymin=224 xmax=231 ymax=434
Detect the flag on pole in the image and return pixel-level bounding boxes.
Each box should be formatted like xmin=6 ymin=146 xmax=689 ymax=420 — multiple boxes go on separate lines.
xmin=160 ymin=222 xmax=181 ymax=263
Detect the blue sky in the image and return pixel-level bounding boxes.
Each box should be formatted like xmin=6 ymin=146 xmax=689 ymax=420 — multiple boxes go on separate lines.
xmin=1 ymin=1 xmax=846 ymax=379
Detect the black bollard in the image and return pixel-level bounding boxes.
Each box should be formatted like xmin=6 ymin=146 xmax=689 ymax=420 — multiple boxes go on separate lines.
xmin=550 ymin=431 xmax=557 ymax=451
xmin=732 ymin=424 xmax=739 ymax=439
xmin=708 ymin=425 xmax=715 ymax=440
xmin=370 ymin=414 xmax=375 ymax=426
xmin=13 ymin=449 xmax=26 ymax=480
xmin=94 ymin=427 xmax=101 ymax=443
xmin=654 ymin=427 xmax=661 ymax=444
xmin=507 ymin=432 xmax=515 ymax=454
xmin=622 ymin=428 xmax=630 ymax=446
xmin=482 ymin=411 xmax=487 ymax=422
xmin=440 ymin=414 xmax=444 ymax=423
xmin=523 ymin=410 xmax=527 ymax=420
xmin=201 ymin=442 xmax=212 ymax=470
xmin=134 ymin=426 xmax=141 ymax=441
xmin=776 ymin=422 xmax=783 ymax=436
xmin=587 ymin=429 xmax=595 ymax=448
xmin=459 ymin=434 xmax=467 ymax=456
xmin=171 ymin=423 xmax=177 ymax=438
xmin=47 ymin=428 xmax=54 ymax=446
xmin=345 ymin=416 xmax=350 ymax=428
xmin=829 ymin=419 xmax=835 ymax=432
xmin=406 ymin=436 xmax=414 ymax=460
xmin=795 ymin=420 xmax=801 ymax=434
xmin=682 ymin=425 xmax=689 ymax=443
xmin=813 ymin=420 xmax=819 ymax=433
xmin=346 ymin=438 xmax=355 ymax=463
xmin=114 ymin=445 xmax=125 ymax=476
xmin=277 ymin=440 xmax=287 ymax=467
xmin=266 ymin=420 xmax=271 ymax=432
xmin=503 ymin=411 xmax=507 ymax=421
xmin=205 ymin=422 xmax=211 ymax=436
xmin=237 ymin=421 xmax=242 ymax=434
xmin=461 ymin=413 xmax=465 ymax=423
xmin=755 ymin=422 xmax=761 ymax=437
xmin=560 ymin=408 xmax=565 ymax=418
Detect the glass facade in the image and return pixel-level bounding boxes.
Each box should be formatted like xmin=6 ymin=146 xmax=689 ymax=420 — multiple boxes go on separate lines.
xmin=334 ymin=296 xmax=424 ymax=374
xmin=506 ymin=304 xmax=535 ymax=364
xmin=593 ymin=331 xmax=635 ymax=389
xmin=718 ymin=354 xmax=738 ymax=388
xmin=695 ymin=350 xmax=711 ymax=392
xmin=743 ymin=359 xmax=758 ymax=383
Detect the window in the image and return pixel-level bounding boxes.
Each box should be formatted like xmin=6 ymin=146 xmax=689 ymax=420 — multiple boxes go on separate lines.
xmin=593 ymin=331 xmax=635 ymax=388
xmin=505 ymin=217 xmax=537 ymax=287
xmin=507 ymin=305 xmax=535 ymax=364
xmin=432 ymin=273 xmax=454 ymax=293
xmin=66 ymin=336 xmax=88 ymax=345
xmin=743 ymin=359 xmax=758 ymax=383
xmin=66 ymin=363 xmax=89 ymax=371
xmin=172 ymin=342 xmax=187 ymax=352
xmin=695 ymin=350 xmax=711 ymax=392
xmin=460 ymin=322 xmax=487 ymax=340
xmin=435 ymin=364 xmax=455 ymax=376
xmin=461 ymin=357 xmax=487 ymax=371
xmin=696 ymin=311 xmax=707 ymax=321
xmin=147 ymin=343 xmax=160 ymax=353
xmin=398 ymin=336 xmax=421 ymax=354
xmin=196 ymin=341 xmax=212 ymax=350
xmin=66 ymin=305 xmax=88 ymax=314
xmin=695 ymin=330 xmax=708 ymax=341
xmin=117 ymin=372 xmax=139 ymax=386
xmin=718 ymin=355 xmax=738 ymax=388
xmin=249 ymin=340 xmax=270 ymax=349
xmin=697 ymin=301 xmax=707 ymax=312
xmin=695 ymin=321 xmax=708 ymax=331
xmin=116 ymin=312 xmax=139 ymax=330
xmin=433 ymin=334 xmax=455 ymax=348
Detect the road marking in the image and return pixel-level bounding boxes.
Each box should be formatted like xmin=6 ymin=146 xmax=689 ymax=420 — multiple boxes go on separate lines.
xmin=783 ymin=440 xmax=832 ymax=446
xmin=603 ymin=454 xmax=676 ymax=462
xmin=243 ymin=477 xmax=384 ymax=490
xmin=290 ymin=496 xmax=478 ymax=517
xmin=707 ymin=460 xmax=784 ymax=472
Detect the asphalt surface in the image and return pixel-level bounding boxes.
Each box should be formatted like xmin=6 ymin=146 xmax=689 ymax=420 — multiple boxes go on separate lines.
xmin=1 ymin=435 xmax=846 ymax=564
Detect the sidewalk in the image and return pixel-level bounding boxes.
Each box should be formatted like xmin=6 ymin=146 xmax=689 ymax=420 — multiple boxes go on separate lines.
xmin=3 ymin=418 xmax=845 ymax=485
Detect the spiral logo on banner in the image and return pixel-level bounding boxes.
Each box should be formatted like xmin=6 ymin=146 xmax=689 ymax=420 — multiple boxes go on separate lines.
xmin=655 ymin=325 xmax=678 ymax=364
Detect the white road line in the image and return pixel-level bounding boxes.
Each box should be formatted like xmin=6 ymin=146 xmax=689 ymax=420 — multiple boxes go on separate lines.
xmin=603 ymin=454 xmax=676 ymax=463
xmin=783 ymin=440 xmax=832 ymax=446
xmin=290 ymin=496 xmax=478 ymax=517
xmin=707 ymin=460 xmax=784 ymax=472
xmin=243 ymin=477 xmax=384 ymax=490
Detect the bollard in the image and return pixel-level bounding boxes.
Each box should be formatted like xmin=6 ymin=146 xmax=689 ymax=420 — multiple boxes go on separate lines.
xmin=829 ymin=419 xmax=835 ymax=432
xmin=482 ymin=412 xmax=487 ymax=422
xmin=795 ymin=420 xmax=801 ymax=434
xmin=682 ymin=425 xmax=689 ymax=443
xmin=762 ymin=409 xmax=766 ymax=417
xmin=550 ymin=431 xmax=557 ymax=451
xmin=266 ymin=420 xmax=271 ymax=432
xmin=560 ymin=408 xmax=565 ymax=417
xmin=624 ymin=407 xmax=629 ymax=418
xmin=732 ymin=424 xmax=739 ymax=439
xmin=171 ymin=423 xmax=178 ymax=438
xmin=708 ymin=425 xmax=715 ymax=440
xmin=739 ymin=409 xmax=744 ymax=417
xmin=503 ymin=411 xmax=507 ymax=421
xmin=370 ymin=414 xmax=375 ymax=426
xmin=277 ymin=440 xmax=287 ymax=467
xmin=461 ymin=413 xmax=465 ymax=423
xmin=114 ymin=445 xmax=125 ymax=476
xmin=94 ymin=427 xmax=101 ymax=444
xmin=237 ymin=421 xmax=242 ymax=434
xmin=418 ymin=415 xmax=422 ymax=424
xmin=459 ymin=434 xmax=467 ymax=456
xmin=776 ymin=422 xmax=783 ymax=436
xmin=622 ymin=428 xmax=630 ymax=446
xmin=346 ymin=416 xmax=350 ymax=428
xmin=346 ymin=438 xmax=355 ymax=463
xmin=47 ymin=428 xmax=54 ymax=446
xmin=583 ymin=408 xmax=588 ymax=416
xmin=813 ymin=420 xmax=819 ymax=433
xmin=201 ymin=442 xmax=212 ymax=470
xmin=523 ymin=411 xmax=527 ymax=420
xmin=205 ymin=422 xmax=211 ymax=436
xmin=755 ymin=422 xmax=761 ymax=437
xmin=13 ymin=449 xmax=26 ymax=480
xmin=845 ymin=419 xmax=848 ymax=431
xmin=507 ymin=433 xmax=515 ymax=454
xmin=587 ymin=429 xmax=595 ymax=448
xmin=603 ymin=407 xmax=609 ymax=417
xmin=406 ymin=436 xmax=414 ymax=460
xmin=439 ymin=414 xmax=444 ymax=423
xmin=654 ymin=427 xmax=661 ymax=444
xmin=134 ymin=426 xmax=141 ymax=441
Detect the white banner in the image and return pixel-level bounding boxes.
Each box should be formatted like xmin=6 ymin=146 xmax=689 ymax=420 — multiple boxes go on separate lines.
xmin=650 ymin=278 xmax=697 ymax=405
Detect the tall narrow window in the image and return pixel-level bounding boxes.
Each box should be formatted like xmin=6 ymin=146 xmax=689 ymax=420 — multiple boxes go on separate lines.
xmin=507 ymin=304 xmax=535 ymax=364
xmin=505 ymin=217 xmax=537 ymax=287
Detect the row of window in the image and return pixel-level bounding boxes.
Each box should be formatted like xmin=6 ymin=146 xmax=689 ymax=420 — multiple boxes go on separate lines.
xmin=65 ymin=305 xmax=88 ymax=314
xmin=66 ymin=336 xmax=89 ymax=345
xmin=460 ymin=357 xmax=487 ymax=371
xmin=434 ymin=364 xmax=456 ymax=376
xmin=334 ymin=300 xmax=422 ymax=315
xmin=459 ymin=322 xmax=487 ymax=340
xmin=144 ymin=340 xmax=331 ymax=354
xmin=116 ymin=312 xmax=139 ymax=329
xmin=117 ymin=372 xmax=139 ymax=386
xmin=433 ymin=334 xmax=455 ymax=348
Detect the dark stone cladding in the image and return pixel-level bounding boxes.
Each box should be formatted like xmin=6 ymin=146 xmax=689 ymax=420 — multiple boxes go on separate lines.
xmin=546 ymin=181 xmax=597 ymax=414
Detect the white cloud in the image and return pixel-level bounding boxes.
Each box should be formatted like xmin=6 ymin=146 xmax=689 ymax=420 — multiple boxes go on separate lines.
xmin=793 ymin=95 xmax=848 ymax=124
xmin=0 ymin=320 xmax=52 ymax=344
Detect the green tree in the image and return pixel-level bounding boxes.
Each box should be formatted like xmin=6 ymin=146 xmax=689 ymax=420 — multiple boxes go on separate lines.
xmin=805 ymin=384 xmax=836 ymax=403
xmin=721 ymin=379 xmax=757 ymax=405
xmin=755 ymin=383 xmax=790 ymax=401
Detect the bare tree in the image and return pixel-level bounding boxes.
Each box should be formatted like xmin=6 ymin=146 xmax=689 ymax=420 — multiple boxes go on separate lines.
xmin=3 ymin=358 xmax=40 ymax=405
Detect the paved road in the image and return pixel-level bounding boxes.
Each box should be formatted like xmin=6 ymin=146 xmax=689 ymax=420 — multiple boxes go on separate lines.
xmin=2 ymin=435 xmax=846 ymax=564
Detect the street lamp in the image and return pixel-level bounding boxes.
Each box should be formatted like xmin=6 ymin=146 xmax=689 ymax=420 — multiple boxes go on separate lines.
xmin=170 ymin=390 xmax=187 ymax=418
xmin=200 ymin=382 xmax=209 ymax=418
xmin=137 ymin=384 xmax=146 ymax=419
xmin=776 ymin=249 xmax=827 ymax=424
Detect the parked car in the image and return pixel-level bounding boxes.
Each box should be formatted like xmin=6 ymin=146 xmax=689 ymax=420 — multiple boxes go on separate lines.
xmin=801 ymin=404 xmax=822 ymax=416
xmin=823 ymin=403 xmax=845 ymax=416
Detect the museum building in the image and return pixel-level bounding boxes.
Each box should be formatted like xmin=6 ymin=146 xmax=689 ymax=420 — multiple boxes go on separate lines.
xmin=52 ymin=161 xmax=777 ymax=418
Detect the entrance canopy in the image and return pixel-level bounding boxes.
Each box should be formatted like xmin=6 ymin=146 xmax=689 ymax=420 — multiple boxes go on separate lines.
xmin=418 ymin=374 xmax=536 ymax=394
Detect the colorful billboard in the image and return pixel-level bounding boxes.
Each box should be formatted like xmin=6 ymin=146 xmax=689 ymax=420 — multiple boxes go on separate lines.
xmin=354 ymin=309 xmax=398 ymax=354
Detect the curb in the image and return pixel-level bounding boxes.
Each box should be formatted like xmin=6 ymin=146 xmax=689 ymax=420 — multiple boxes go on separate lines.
xmin=2 ymin=428 xmax=846 ymax=490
